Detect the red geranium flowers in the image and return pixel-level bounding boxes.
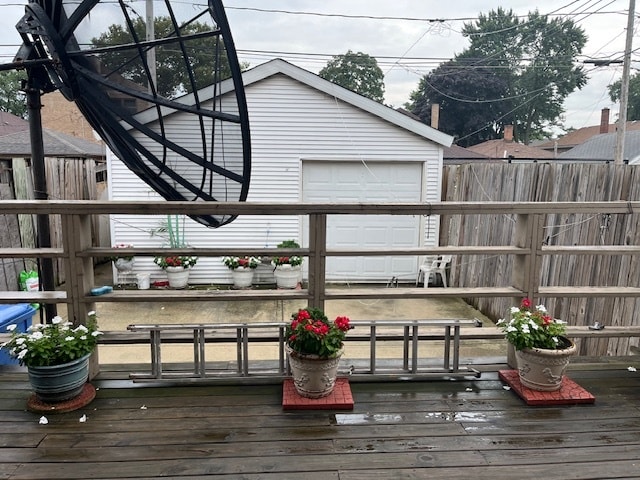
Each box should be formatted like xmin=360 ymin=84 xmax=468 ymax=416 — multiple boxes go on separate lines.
xmin=286 ymin=308 xmax=352 ymax=357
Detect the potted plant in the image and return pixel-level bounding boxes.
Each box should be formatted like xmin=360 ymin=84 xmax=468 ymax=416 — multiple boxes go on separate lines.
xmin=285 ymin=307 xmax=352 ymax=398
xmin=154 ymin=255 xmax=198 ymax=288
xmin=0 ymin=312 xmax=102 ymax=403
xmin=109 ymin=243 xmax=135 ymax=272
xmin=497 ymin=298 xmax=576 ymax=391
xmin=272 ymin=240 xmax=303 ymax=289
xmin=152 ymin=215 xmax=197 ymax=288
xmin=223 ymin=256 xmax=260 ymax=289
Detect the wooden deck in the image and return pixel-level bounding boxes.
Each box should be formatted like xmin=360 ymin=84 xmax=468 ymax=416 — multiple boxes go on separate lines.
xmin=2 ymin=361 xmax=640 ymax=479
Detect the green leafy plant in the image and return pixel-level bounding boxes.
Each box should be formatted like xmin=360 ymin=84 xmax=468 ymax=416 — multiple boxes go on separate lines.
xmin=152 ymin=215 xmax=197 ymax=270
xmin=496 ymin=298 xmax=567 ymax=351
xmin=1 ymin=312 xmax=102 ymax=367
xmin=286 ymin=307 xmax=352 ymax=357
xmin=223 ymin=256 xmax=260 ymax=270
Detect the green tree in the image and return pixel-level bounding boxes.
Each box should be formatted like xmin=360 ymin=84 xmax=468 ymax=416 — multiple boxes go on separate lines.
xmin=407 ymin=60 xmax=510 ymax=147
xmin=92 ymin=16 xmax=242 ymax=98
xmin=319 ymin=50 xmax=385 ymax=103
xmin=609 ymin=73 xmax=640 ymax=121
xmin=0 ymin=70 xmax=27 ymax=118
xmin=407 ymin=8 xmax=587 ymax=145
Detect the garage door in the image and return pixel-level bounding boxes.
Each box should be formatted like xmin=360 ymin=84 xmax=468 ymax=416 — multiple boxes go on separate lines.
xmin=302 ymin=160 xmax=423 ymax=282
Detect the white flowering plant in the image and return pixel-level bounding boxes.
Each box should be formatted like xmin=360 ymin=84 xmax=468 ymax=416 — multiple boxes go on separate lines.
xmin=223 ymin=256 xmax=260 ymax=270
xmin=496 ymin=298 xmax=567 ymax=351
xmin=0 ymin=312 xmax=102 ymax=367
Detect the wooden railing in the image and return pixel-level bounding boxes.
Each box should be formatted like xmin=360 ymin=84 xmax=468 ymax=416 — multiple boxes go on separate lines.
xmin=2 ymin=199 xmax=640 ymax=370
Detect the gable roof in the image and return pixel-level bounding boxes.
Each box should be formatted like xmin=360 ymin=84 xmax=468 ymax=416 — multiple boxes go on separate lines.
xmin=135 ymin=59 xmax=453 ymax=148
xmin=540 ymin=121 xmax=640 ymax=150
xmin=444 ymin=144 xmax=490 ymax=161
xmin=467 ymin=139 xmax=554 ymax=159
xmin=0 ymin=128 xmax=104 ymax=158
xmin=0 ymin=112 xmax=28 ymax=137
xmin=558 ymin=129 xmax=640 ymax=162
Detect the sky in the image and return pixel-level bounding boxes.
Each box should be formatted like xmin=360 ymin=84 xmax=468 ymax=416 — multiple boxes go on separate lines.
xmin=0 ymin=0 xmax=633 ymax=136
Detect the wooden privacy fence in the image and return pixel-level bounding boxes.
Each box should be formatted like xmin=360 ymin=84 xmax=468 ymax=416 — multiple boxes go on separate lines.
xmin=1 ymin=200 xmax=640 ymax=360
xmin=443 ymin=163 xmax=640 ymax=356
xmin=0 ymin=156 xmax=101 ymax=289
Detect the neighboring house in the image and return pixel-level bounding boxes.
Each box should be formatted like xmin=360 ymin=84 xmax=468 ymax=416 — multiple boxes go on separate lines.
xmin=558 ymin=129 xmax=640 ymax=163
xmin=108 ymin=58 xmax=454 ymax=284
xmin=0 ymin=128 xmax=104 ymax=159
xmin=0 ymin=112 xmax=28 ymax=137
xmin=41 ymin=91 xmax=104 ymax=146
xmin=443 ymin=144 xmax=491 ymax=164
xmin=0 ymin=111 xmax=106 ymax=287
xmin=467 ymin=125 xmax=554 ymax=161
xmin=539 ymin=108 xmax=640 ymax=156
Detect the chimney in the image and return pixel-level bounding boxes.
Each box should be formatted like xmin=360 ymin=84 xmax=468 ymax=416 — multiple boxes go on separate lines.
xmin=430 ymin=104 xmax=440 ymax=130
xmin=504 ymin=125 xmax=514 ymax=142
xmin=600 ymin=108 xmax=610 ymax=134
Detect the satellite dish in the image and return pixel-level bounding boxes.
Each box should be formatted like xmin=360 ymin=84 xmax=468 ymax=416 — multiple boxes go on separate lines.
xmin=12 ymin=0 xmax=251 ymax=228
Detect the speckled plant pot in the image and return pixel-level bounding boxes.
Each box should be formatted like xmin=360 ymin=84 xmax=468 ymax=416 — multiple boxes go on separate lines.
xmin=514 ymin=337 xmax=576 ymax=391
xmin=286 ymin=344 xmax=343 ymax=398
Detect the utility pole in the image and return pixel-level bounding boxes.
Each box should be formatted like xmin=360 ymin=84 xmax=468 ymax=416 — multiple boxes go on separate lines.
xmin=146 ymin=0 xmax=157 ymax=94
xmin=614 ymin=0 xmax=635 ymax=165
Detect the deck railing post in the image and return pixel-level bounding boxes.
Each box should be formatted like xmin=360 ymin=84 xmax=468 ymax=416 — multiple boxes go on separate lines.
xmin=307 ymin=213 xmax=327 ymax=310
xmin=513 ymin=213 xmax=545 ymax=303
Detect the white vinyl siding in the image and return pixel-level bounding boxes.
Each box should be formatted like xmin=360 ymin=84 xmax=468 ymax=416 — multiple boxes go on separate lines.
xmin=109 ymin=64 xmax=445 ymax=284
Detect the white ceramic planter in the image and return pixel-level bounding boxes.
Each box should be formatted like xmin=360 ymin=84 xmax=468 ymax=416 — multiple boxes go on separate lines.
xmin=165 ymin=266 xmax=190 ymax=289
xmin=274 ymin=264 xmax=301 ymax=289
xmin=231 ymin=267 xmax=254 ymax=288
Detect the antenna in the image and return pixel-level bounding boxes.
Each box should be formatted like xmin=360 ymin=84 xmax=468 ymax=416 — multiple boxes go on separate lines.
xmin=11 ymin=0 xmax=251 ymax=228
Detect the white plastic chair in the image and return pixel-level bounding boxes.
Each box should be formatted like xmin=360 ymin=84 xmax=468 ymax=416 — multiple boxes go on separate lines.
xmin=417 ymin=255 xmax=452 ymax=288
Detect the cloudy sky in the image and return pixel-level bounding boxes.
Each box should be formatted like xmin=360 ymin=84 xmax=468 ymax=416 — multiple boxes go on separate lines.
xmin=0 ymin=1 xmax=632 ymax=134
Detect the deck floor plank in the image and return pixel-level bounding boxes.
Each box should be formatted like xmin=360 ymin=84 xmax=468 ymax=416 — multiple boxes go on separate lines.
xmin=1 ymin=364 xmax=640 ymax=479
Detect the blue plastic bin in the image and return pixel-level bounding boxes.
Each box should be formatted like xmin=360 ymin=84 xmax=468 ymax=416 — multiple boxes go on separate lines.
xmin=0 ymin=304 xmax=36 ymax=365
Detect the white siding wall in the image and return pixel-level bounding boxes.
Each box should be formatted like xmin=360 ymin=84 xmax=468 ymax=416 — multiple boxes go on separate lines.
xmin=109 ymin=72 xmax=443 ymax=284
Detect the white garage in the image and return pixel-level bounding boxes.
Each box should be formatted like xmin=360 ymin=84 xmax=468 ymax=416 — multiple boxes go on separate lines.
xmin=109 ymin=59 xmax=453 ymax=284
